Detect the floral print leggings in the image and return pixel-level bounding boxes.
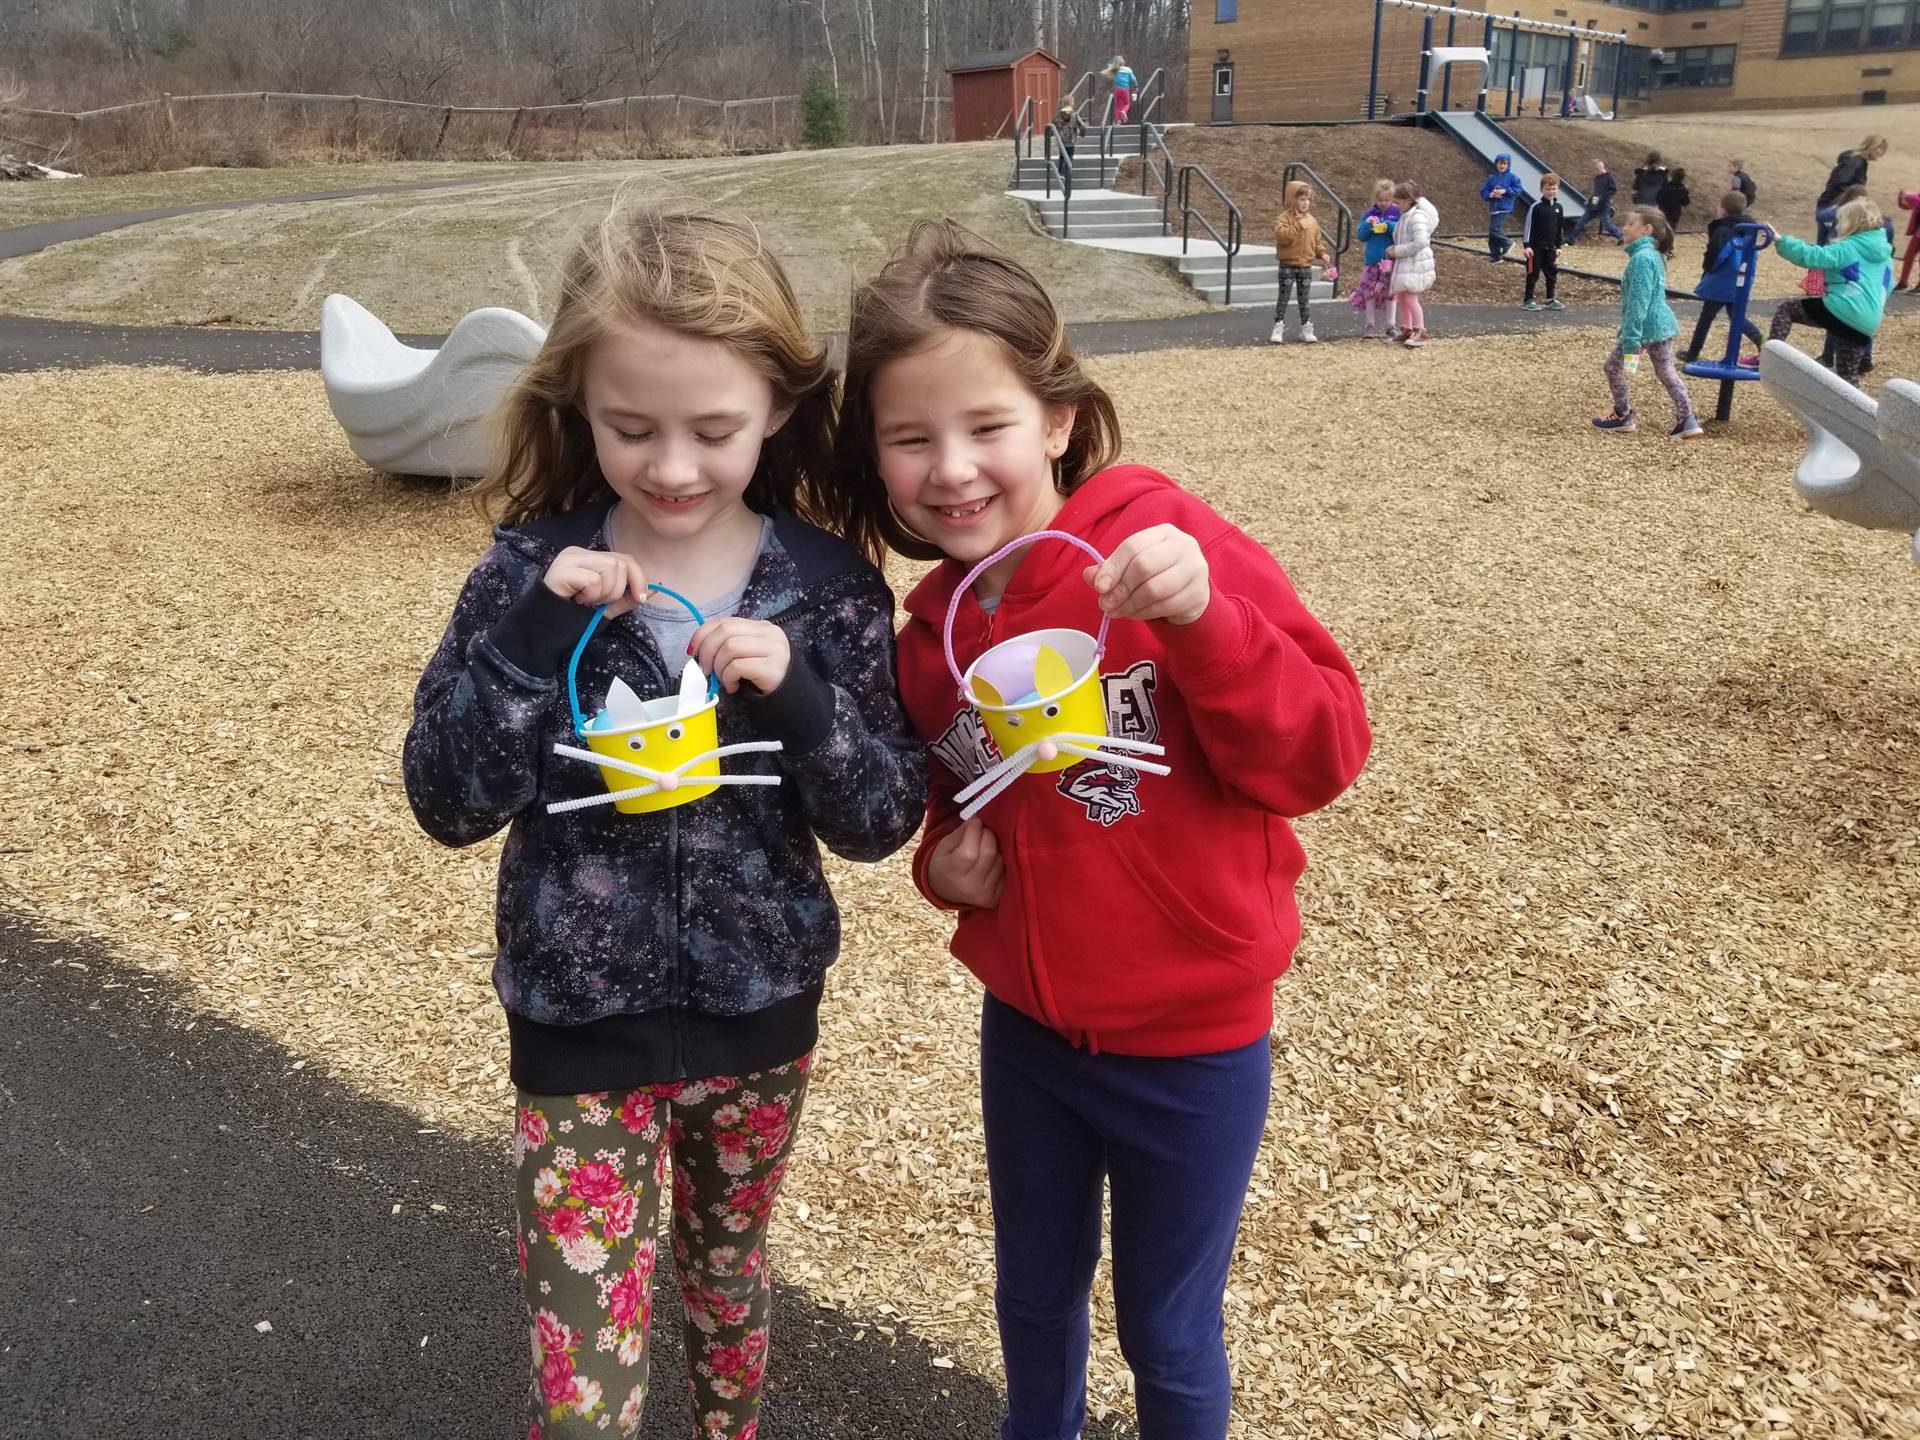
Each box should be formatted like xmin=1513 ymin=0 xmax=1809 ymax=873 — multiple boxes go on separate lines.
xmin=1603 ymin=340 xmax=1697 ymax=426
xmin=514 ymin=1056 xmax=811 ymax=1439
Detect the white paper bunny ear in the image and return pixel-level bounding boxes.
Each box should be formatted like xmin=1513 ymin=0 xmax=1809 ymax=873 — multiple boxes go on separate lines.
xmin=675 ymin=657 xmax=710 ymax=716
xmin=601 ymin=677 xmax=649 ymax=729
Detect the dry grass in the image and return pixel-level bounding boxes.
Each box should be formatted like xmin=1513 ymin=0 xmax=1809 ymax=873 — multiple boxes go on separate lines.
xmin=0 ymin=161 xmax=523 ymax=229
xmin=0 ymin=144 xmax=1202 ymax=331
xmin=2 ymin=329 xmax=1918 ymax=1437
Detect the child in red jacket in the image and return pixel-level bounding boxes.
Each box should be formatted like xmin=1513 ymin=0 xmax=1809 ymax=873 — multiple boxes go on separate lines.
xmin=1898 ymin=187 xmax=1920 ymax=291
xmin=825 ymin=220 xmax=1371 ymax=1440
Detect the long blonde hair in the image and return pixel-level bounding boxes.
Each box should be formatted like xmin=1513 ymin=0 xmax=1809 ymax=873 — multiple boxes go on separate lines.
xmin=1835 ymin=196 xmax=1885 ymax=238
xmin=1853 ymin=134 xmax=1890 ymax=159
xmin=828 ymin=219 xmax=1122 ymax=566
xmin=477 ymin=204 xmax=837 ymax=528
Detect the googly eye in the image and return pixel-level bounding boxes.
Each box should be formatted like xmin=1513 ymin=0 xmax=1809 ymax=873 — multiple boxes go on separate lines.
xmin=627 ymin=736 xmax=646 ymax=751
xmin=1044 ymin=704 xmax=1060 ymax=719
xmin=667 ymin=724 xmax=685 ymax=741
xmin=1006 ymin=715 xmax=1023 ymax=727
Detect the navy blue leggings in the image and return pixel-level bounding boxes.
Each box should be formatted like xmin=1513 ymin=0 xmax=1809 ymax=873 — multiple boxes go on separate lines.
xmin=980 ymin=995 xmax=1271 ymax=1440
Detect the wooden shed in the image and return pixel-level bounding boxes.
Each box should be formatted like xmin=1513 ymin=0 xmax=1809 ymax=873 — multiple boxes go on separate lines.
xmin=947 ymin=47 xmax=1064 ymax=143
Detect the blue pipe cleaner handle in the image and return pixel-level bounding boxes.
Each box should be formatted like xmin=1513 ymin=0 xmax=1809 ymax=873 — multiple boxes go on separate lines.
xmin=564 ymin=584 xmax=719 ymax=739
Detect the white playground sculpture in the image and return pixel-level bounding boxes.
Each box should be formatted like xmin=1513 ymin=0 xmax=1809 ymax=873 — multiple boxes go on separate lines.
xmin=1759 ymin=339 xmax=1920 ymax=566
xmin=320 ymin=294 xmax=546 ymax=479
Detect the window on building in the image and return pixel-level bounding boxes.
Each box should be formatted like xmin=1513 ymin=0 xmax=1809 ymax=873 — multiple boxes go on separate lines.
xmin=1589 ymin=41 xmax=1654 ymax=99
xmin=1781 ymin=0 xmax=1917 ymax=51
xmin=1215 ymin=0 xmax=1237 ymax=21
xmin=1651 ymin=42 xmax=1736 ymax=85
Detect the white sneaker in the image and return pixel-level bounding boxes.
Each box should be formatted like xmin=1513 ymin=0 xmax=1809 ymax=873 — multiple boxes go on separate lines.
xmin=1300 ymin=323 xmax=1318 ymax=343
xmin=1269 ymin=322 xmax=1285 ymax=344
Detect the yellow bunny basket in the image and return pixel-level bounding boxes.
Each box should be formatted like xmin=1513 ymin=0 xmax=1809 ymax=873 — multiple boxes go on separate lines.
xmin=546 ymin=589 xmax=782 ymax=817
xmin=943 ymin=530 xmax=1169 ymax=821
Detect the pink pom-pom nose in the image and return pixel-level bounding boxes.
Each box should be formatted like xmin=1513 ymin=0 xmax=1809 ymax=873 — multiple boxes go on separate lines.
xmin=1037 ymin=741 xmax=1058 ymax=763
xmin=658 ymin=774 xmax=680 ymax=791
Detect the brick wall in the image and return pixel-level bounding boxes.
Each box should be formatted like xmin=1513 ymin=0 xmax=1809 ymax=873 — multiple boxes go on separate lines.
xmin=1194 ymin=0 xmax=1920 ymax=120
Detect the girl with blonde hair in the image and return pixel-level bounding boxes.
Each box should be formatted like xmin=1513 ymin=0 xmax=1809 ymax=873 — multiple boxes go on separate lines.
xmin=405 ymin=204 xmax=925 ymax=1437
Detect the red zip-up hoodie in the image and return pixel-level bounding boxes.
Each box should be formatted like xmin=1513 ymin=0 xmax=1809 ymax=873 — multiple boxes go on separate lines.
xmin=898 ymin=465 xmax=1371 ymax=1056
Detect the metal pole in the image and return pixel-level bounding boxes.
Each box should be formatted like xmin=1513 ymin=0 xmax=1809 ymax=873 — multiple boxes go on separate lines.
xmin=1506 ymin=10 xmax=1520 ymax=117
xmin=1611 ymin=30 xmax=1626 ymax=116
xmin=1560 ymin=31 xmax=1574 ymax=116
xmin=1478 ymin=14 xmax=1494 ymax=112
xmin=1415 ymin=15 xmax=1434 ymax=113
xmin=1368 ymin=0 xmax=1385 ymax=120
xmin=1442 ymin=0 xmax=1458 ymax=110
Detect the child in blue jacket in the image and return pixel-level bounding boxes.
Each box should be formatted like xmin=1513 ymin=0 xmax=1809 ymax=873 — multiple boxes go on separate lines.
xmin=1768 ymin=197 xmax=1895 ymax=389
xmin=1682 ymin=191 xmax=1765 ymax=365
xmin=1346 ymin=178 xmax=1400 ymax=338
xmin=1592 ymin=207 xmax=1703 ymax=439
xmin=1482 ymin=153 xmax=1520 ymax=261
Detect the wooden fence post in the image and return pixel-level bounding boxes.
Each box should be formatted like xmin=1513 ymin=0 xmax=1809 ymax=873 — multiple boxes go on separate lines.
xmin=349 ymin=95 xmax=360 ymax=152
xmin=435 ymin=105 xmax=453 ymax=154
xmin=506 ymin=107 xmax=524 ymax=155
xmin=262 ymin=91 xmax=273 ymax=164
xmin=573 ymin=102 xmax=585 ymax=157
xmin=622 ymin=96 xmax=631 ymax=151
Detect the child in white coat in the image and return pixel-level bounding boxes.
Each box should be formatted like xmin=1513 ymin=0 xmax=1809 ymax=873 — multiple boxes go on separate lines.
xmin=1389 ymin=180 xmax=1438 ymax=348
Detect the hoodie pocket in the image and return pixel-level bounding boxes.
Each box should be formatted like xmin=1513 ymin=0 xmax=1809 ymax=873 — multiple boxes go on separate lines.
xmin=1020 ymin=828 xmax=1262 ymax=1033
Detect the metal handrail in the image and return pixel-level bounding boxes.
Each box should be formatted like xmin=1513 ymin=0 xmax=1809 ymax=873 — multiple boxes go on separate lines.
xmin=1139 ymin=122 xmax=1177 ymax=235
xmin=1011 ymin=93 xmax=1037 ymax=171
xmin=1065 ymin=70 xmax=1099 ymax=124
xmin=1131 ymin=67 xmax=1166 ymax=128
xmin=1281 ymin=161 xmax=1355 ymax=299
xmin=1177 ymin=164 xmax=1243 ymax=304
xmin=1042 ymin=121 xmax=1076 ymax=216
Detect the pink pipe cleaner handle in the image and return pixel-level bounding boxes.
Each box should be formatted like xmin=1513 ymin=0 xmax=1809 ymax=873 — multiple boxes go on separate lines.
xmin=941 ymin=529 xmax=1111 ymax=695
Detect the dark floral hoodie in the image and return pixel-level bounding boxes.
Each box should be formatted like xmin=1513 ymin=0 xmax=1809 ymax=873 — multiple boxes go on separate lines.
xmin=404 ymin=502 xmax=926 ymax=1091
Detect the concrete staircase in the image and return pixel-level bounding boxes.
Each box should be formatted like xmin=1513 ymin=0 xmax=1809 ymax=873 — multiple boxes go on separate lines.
xmin=1009 ymin=125 xmax=1334 ymax=310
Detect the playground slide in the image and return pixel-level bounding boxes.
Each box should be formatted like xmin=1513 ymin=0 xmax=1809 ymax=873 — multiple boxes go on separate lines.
xmin=1428 ymin=109 xmax=1589 ymax=218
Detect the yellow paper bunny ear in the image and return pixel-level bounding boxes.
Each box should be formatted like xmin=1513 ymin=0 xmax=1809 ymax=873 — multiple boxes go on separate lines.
xmin=1032 ymin=644 xmax=1075 ymax=700
xmin=970 ymin=673 xmax=1008 ymax=707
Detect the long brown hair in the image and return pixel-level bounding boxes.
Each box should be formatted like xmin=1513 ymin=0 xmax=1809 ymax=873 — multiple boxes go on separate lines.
xmin=476 ymin=204 xmax=837 ymax=528
xmin=1628 ymin=205 xmax=1674 ymax=256
xmin=828 ymin=219 xmax=1122 ymax=566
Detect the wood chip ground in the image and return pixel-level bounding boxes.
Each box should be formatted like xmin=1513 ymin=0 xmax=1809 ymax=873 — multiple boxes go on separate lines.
xmin=3 ymin=331 xmax=1916 ymax=1437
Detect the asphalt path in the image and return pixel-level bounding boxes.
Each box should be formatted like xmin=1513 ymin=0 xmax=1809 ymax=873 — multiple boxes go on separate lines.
xmin=1 ymin=908 xmax=1134 ymax=1439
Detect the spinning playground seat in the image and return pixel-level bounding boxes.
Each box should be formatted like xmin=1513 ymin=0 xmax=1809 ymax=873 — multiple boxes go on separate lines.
xmin=1758 ymin=340 xmax=1920 ymax=565
xmin=320 ymin=293 xmax=546 ymax=480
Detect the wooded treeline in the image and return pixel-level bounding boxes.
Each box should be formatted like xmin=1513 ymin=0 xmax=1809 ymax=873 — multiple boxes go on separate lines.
xmin=3 ymin=0 xmax=1191 ymax=141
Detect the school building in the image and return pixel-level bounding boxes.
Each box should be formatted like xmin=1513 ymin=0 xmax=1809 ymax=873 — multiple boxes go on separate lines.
xmin=1191 ymin=0 xmax=1920 ymax=121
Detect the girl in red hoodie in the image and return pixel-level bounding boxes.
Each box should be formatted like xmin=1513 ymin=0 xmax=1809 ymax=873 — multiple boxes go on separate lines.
xmin=824 ymin=220 xmax=1371 ymax=1440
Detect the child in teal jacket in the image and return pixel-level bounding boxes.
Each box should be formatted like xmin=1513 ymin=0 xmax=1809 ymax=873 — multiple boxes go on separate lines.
xmin=1767 ymin=197 xmax=1896 ymax=388
xmin=1594 ymin=207 xmax=1702 ymax=439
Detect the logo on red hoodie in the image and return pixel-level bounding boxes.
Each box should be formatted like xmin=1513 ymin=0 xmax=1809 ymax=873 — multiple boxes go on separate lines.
xmin=931 ymin=659 xmax=1162 ymax=828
